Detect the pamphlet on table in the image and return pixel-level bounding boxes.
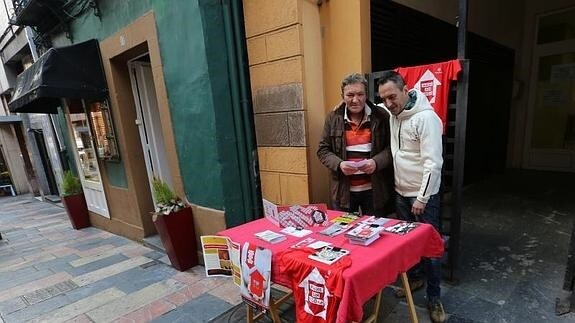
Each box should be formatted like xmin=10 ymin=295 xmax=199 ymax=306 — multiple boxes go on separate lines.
xmin=384 ymin=221 xmax=420 ymax=235
xmin=254 ymin=230 xmax=287 ymax=244
xmin=308 ymin=246 xmax=350 ymax=265
xmin=280 ymin=226 xmax=312 ymax=237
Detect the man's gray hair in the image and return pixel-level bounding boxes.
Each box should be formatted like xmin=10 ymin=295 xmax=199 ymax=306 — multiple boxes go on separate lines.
xmin=341 ymin=73 xmax=368 ymax=94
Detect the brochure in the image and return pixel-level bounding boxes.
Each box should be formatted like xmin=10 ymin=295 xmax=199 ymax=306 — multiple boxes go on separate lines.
xmin=200 ymin=235 xmax=241 ymax=286
xmin=384 ymin=221 xmax=420 ymax=235
xmin=330 ymin=212 xmax=360 ymax=225
xmin=307 ymin=240 xmax=332 ymax=250
xmin=345 ymin=223 xmax=385 ymax=240
xmin=290 ymin=237 xmax=317 ymax=249
xmin=361 ymin=216 xmax=390 ymax=226
xmin=263 ymin=198 xmax=280 ymax=227
xmin=240 ymin=243 xmax=272 ymax=310
xmin=318 ymin=222 xmax=351 ymax=237
xmin=308 ymin=246 xmax=350 ymax=265
xmin=280 ymin=226 xmax=312 ymax=238
xmin=254 ymin=230 xmax=287 ymax=244
xmin=348 ymin=234 xmax=380 ymax=246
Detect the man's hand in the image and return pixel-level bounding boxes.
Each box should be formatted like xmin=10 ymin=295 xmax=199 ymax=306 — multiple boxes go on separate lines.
xmin=357 ymin=159 xmax=376 ymax=174
xmin=339 ymin=161 xmax=358 ymax=176
xmin=411 ymin=200 xmax=426 ymax=216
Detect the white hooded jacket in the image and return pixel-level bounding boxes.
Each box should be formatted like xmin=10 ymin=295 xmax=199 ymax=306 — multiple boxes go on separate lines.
xmin=389 ymin=89 xmax=443 ymax=203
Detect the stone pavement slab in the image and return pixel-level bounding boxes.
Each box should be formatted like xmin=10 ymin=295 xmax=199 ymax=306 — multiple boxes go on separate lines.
xmin=0 ymin=196 xmax=241 ymax=323
xmin=29 ymin=288 xmax=125 ymax=323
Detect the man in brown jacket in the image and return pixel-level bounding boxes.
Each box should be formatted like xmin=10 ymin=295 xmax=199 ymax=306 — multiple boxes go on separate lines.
xmin=317 ymin=73 xmax=394 ymax=216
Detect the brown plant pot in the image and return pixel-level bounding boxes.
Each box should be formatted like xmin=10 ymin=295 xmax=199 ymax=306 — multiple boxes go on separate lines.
xmin=153 ymin=206 xmax=199 ymax=271
xmin=62 ymin=193 xmax=91 ymax=230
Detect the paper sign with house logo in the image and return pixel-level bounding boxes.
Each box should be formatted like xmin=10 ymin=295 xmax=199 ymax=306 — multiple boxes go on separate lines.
xmin=240 ymin=242 xmax=272 ymax=310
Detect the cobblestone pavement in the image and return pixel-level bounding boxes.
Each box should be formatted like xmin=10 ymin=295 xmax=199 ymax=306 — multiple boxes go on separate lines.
xmin=0 ymin=196 xmax=240 ymax=323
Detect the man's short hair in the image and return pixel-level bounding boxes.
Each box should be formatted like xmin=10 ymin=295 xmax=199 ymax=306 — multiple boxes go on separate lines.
xmin=376 ymin=71 xmax=406 ymax=90
xmin=341 ymin=73 xmax=368 ymax=94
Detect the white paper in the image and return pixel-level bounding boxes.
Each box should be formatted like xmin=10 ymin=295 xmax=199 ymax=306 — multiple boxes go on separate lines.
xmin=280 ymin=226 xmax=312 ymax=237
xmin=307 ymin=240 xmax=332 ymax=250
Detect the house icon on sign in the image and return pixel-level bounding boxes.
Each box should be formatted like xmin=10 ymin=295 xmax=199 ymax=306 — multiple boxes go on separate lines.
xmin=414 ymin=70 xmax=441 ymax=104
xmin=249 ymin=269 xmax=265 ymax=298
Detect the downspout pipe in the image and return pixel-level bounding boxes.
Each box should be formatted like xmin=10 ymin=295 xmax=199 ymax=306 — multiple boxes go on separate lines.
xmin=221 ymin=0 xmax=262 ymax=225
xmin=450 ymin=0 xmax=469 ymax=280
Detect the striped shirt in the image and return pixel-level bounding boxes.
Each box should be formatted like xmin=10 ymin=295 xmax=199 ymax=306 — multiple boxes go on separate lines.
xmin=344 ymin=105 xmax=372 ymax=192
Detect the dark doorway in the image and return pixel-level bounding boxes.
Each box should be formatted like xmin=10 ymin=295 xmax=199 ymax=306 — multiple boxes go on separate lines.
xmin=370 ymin=0 xmax=514 ymax=184
xmin=32 ymin=129 xmax=59 ymax=195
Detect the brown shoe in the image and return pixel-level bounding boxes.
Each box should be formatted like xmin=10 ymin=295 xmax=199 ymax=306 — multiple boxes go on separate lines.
xmin=428 ymin=300 xmax=446 ymax=323
xmin=394 ymin=278 xmax=424 ymax=298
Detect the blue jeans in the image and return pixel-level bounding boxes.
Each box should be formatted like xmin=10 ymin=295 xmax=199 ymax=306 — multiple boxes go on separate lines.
xmin=395 ymin=193 xmax=442 ymax=302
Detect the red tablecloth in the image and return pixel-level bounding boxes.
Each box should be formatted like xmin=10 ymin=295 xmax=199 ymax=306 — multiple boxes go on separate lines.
xmin=219 ymin=211 xmax=444 ymax=322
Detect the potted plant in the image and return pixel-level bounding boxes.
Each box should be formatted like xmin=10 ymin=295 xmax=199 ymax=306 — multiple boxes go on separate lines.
xmin=151 ymin=178 xmax=198 ymax=271
xmin=61 ymin=170 xmax=90 ymax=229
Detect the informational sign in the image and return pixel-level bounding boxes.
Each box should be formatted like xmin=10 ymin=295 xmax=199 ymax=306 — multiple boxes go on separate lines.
xmin=240 ymin=242 xmax=272 ymax=310
xmin=263 ymin=199 xmax=329 ymax=228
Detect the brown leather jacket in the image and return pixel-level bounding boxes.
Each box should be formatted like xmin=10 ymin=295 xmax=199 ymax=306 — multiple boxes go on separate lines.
xmin=317 ymin=101 xmax=394 ymax=212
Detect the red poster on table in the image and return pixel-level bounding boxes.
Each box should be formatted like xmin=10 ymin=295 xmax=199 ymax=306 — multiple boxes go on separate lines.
xmin=396 ymin=59 xmax=461 ymax=132
xmin=263 ymin=199 xmax=329 ymax=228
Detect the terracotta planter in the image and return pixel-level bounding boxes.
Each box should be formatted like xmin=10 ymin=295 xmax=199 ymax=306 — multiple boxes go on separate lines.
xmin=153 ymin=206 xmax=198 ymax=271
xmin=62 ymin=193 xmax=91 ymax=229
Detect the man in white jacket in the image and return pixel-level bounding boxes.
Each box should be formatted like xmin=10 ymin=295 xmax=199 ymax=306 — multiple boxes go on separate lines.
xmin=377 ymin=71 xmax=445 ymax=323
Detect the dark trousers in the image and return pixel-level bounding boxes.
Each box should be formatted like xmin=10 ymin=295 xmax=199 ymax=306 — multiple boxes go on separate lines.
xmin=395 ymin=193 xmax=442 ymax=302
xmin=335 ymin=189 xmax=384 ymax=216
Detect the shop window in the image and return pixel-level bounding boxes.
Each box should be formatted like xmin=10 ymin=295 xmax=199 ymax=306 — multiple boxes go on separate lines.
xmin=86 ymin=100 xmax=120 ymax=161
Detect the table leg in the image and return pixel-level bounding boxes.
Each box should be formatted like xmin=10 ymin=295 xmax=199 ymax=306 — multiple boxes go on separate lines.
xmin=245 ymin=291 xmax=293 ymax=323
xmin=359 ymin=289 xmax=383 ymax=323
xmin=401 ymin=272 xmax=419 ymax=323
xmin=246 ymin=304 xmax=255 ymax=323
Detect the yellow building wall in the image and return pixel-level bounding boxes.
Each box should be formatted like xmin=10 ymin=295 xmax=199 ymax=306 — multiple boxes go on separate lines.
xmin=244 ymin=0 xmax=309 ymax=206
xmin=320 ymin=0 xmax=371 ymax=112
xmin=244 ymin=0 xmax=371 ymax=207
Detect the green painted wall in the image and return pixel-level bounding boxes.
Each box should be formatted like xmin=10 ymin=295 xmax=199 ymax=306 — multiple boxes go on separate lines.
xmin=50 ymin=0 xmax=258 ymax=218
xmin=153 ymin=0 xmax=225 ymax=208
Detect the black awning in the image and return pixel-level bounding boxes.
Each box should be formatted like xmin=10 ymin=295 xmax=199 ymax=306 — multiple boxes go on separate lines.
xmin=8 ymin=39 xmax=108 ymax=114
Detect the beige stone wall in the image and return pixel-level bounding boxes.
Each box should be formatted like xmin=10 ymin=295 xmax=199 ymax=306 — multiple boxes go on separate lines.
xmin=320 ymin=0 xmax=371 ymax=110
xmin=244 ymin=0 xmax=372 ymax=207
xmin=244 ymin=0 xmax=310 ymax=205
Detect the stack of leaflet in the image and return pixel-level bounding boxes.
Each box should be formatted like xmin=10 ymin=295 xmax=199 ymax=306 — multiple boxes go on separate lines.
xmin=254 ymin=230 xmax=287 ymax=244
xmin=318 ymin=212 xmax=361 ymax=237
xmin=345 ymin=221 xmax=386 ymax=246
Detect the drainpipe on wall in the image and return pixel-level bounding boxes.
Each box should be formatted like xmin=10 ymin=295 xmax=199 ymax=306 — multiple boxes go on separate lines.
xmin=449 ymin=0 xmax=469 ymax=281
